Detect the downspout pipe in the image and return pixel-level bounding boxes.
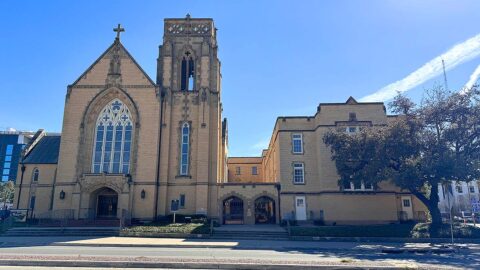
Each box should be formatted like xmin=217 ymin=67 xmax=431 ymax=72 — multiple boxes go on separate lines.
xmin=154 ymin=89 xmax=165 ymax=220
xmin=16 ymin=164 xmax=25 ymax=208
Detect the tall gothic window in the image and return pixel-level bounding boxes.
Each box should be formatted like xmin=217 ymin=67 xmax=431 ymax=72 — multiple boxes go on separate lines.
xmin=92 ymin=99 xmax=133 ymax=174
xmin=180 ymin=122 xmax=190 ymax=175
xmin=180 ymin=52 xmax=195 ymax=91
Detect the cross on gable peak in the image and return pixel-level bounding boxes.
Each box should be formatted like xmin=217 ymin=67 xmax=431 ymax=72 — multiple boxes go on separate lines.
xmin=113 ymin=23 xmax=125 ymax=41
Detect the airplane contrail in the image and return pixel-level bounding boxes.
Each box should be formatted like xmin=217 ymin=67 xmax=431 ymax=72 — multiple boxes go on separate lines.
xmin=361 ymin=33 xmax=480 ymax=102
xmin=461 ymin=63 xmax=480 ymax=94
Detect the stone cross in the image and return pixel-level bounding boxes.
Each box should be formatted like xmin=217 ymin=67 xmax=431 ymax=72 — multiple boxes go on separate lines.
xmin=113 ymin=24 xmax=125 ymax=40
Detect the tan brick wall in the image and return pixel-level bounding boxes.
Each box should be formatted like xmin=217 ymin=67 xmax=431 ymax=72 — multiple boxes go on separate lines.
xmin=227 ymin=157 xmax=264 ymax=183
xmin=14 ymin=164 xmax=57 ymax=216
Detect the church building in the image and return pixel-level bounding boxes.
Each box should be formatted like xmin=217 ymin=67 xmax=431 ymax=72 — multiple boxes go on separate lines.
xmin=14 ymin=16 xmax=427 ymax=225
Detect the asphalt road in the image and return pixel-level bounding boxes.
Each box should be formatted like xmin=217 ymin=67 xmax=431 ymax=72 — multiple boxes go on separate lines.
xmin=0 ymin=244 xmax=479 ymax=269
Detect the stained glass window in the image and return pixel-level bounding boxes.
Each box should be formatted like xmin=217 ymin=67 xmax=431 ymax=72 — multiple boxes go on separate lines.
xmin=92 ymin=99 xmax=133 ymax=174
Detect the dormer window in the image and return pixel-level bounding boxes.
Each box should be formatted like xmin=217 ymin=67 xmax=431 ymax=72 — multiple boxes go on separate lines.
xmin=181 ymin=52 xmax=195 ymax=91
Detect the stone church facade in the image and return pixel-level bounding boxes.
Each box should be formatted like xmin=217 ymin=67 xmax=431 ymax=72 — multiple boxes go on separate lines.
xmin=14 ymin=16 xmax=427 ymax=225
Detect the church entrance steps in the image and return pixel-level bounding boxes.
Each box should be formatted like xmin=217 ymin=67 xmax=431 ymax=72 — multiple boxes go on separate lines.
xmin=212 ymin=225 xmax=289 ymax=240
xmin=3 ymin=226 xmax=119 ymax=237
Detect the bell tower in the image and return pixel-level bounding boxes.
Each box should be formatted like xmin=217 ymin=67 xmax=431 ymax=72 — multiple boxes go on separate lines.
xmin=156 ymin=15 xmax=224 ymax=217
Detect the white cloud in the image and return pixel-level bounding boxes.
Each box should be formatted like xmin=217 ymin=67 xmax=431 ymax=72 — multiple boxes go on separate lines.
xmin=361 ymin=33 xmax=480 ymax=102
xmin=252 ymin=137 xmax=270 ymax=150
xmin=461 ymin=63 xmax=480 ymax=94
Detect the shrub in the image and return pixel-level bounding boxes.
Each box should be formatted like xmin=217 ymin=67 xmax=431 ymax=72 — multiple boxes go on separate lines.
xmin=124 ymin=223 xmax=210 ymax=234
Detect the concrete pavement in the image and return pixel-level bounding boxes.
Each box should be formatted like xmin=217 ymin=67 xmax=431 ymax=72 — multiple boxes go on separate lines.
xmin=0 ymin=235 xmax=474 ymax=251
xmin=0 ymin=236 xmax=478 ymax=269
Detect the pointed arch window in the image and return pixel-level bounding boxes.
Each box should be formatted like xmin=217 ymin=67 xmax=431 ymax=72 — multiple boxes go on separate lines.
xmin=92 ymin=99 xmax=133 ymax=174
xmin=32 ymin=168 xmax=39 ymax=182
xmin=180 ymin=122 xmax=190 ymax=175
xmin=180 ymin=52 xmax=195 ymax=91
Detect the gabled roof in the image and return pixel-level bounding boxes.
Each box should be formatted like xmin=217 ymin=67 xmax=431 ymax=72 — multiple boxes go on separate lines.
xmin=70 ymin=40 xmax=156 ymax=87
xmin=23 ymin=135 xmax=61 ymax=164
xmin=346 ymin=96 xmax=358 ymax=104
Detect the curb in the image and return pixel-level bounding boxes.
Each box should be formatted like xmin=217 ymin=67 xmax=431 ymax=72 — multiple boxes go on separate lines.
xmin=51 ymin=242 xmax=234 ymax=249
xmin=290 ymin=236 xmax=480 ymax=243
xmin=0 ymin=259 xmax=407 ymax=269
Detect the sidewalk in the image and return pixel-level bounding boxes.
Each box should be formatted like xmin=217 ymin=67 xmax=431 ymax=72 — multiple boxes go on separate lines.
xmin=0 ymin=235 xmax=474 ymax=251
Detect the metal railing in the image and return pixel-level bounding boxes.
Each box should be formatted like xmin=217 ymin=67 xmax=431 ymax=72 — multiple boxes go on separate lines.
xmin=36 ymin=209 xmax=75 ymax=227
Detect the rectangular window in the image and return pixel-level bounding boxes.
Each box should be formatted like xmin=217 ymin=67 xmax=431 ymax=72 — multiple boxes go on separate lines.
xmin=30 ymin=196 xmax=36 ymax=210
xmin=292 ymin=134 xmax=303 ymax=154
xmin=343 ymin=181 xmax=352 ymax=190
xmin=235 ymin=167 xmax=241 ymax=175
xmin=470 ymin=186 xmax=475 ymax=193
xmin=403 ymin=199 xmax=411 ymax=207
xmin=343 ymin=181 xmax=374 ymax=191
xmin=3 ymin=162 xmax=10 ymax=169
xmin=364 ymin=183 xmax=373 ymax=190
xmin=345 ymin=126 xmax=357 ymax=134
xmin=456 ymin=185 xmax=463 ymax=193
xmin=5 ymin=145 xmax=13 ymax=155
xmin=252 ymin=166 xmax=258 ymax=175
xmin=349 ymin=112 xmax=357 ymax=121
xmin=353 ymin=181 xmax=362 ymax=190
xmin=179 ymin=194 xmax=185 ymax=208
xmin=2 ymin=169 xmax=9 ymax=176
xmin=293 ymin=163 xmax=304 ymax=184
xmin=1 ymin=175 xmax=8 ymax=181
xmin=5 ymin=156 xmax=11 ymax=162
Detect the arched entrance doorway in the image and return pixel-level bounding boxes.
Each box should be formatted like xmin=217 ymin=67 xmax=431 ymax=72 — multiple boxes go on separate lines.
xmin=223 ymin=196 xmax=244 ymax=224
xmin=255 ymin=196 xmax=276 ymax=224
xmin=96 ymin=187 xmax=118 ymax=219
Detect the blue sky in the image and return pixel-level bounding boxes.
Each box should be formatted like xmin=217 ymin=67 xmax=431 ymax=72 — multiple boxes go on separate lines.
xmin=1 ymin=1 xmax=480 ymax=156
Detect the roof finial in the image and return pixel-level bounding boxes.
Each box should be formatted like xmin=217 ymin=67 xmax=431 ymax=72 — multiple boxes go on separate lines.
xmin=186 ymin=13 xmax=191 ymax=20
xmin=113 ymin=23 xmax=125 ymax=41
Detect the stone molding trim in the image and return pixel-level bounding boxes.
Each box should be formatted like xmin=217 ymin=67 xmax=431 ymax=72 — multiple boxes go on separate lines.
xmin=79 ymin=174 xmax=130 ymax=194
xmin=75 ymin=87 xmax=141 ymax=180
xmin=70 ymin=85 xmax=156 ymax=89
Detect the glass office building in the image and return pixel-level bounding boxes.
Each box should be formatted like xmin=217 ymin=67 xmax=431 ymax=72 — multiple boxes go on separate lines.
xmin=0 ymin=131 xmax=33 ymax=182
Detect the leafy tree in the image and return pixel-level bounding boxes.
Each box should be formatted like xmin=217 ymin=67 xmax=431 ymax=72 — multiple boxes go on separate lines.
xmin=323 ymin=86 xmax=480 ymax=226
xmin=0 ymin=181 xmax=15 ymax=209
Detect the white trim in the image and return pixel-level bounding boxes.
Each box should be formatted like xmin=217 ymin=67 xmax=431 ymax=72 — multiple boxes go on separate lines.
xmin=292 ymin=133 xmax=303 ymax=154
xmin=293 ymin=162 xmax=305 ymax=184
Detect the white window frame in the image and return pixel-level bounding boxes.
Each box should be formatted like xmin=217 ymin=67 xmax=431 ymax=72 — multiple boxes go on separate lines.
xmin=343 ymin=181 xmax=374 ymax=191
xmin=345 ymin=126 xmax=358 ymax=134
xmin=292 ymin=134 xmax=303 ymax=154
xmin=293 ymin=162 xmax=305 ymax=184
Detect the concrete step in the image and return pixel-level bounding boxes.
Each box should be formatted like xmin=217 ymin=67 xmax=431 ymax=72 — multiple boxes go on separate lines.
xmin=210 ymin=236 xmax=290 ymax=240
xmin=212 ymin=229 xmax=289 ymax=240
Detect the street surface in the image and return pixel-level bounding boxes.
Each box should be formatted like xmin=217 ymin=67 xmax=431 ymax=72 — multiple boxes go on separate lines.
xmin=0 ymin=236 xmax=479 ymax=269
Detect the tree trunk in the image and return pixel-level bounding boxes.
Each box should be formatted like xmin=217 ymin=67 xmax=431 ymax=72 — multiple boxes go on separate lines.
xmin=428 ymin=183 xmax=442 ymax=226
xmin=409 ymin=184 xmax=442 ymax=226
